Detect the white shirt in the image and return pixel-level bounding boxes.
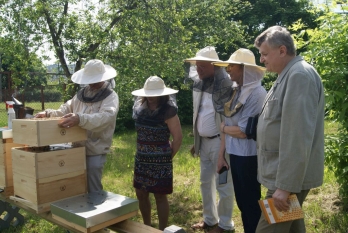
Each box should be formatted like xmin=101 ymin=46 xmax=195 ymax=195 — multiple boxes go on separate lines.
xmin=196 ymin=92 xmax=219 ymax=137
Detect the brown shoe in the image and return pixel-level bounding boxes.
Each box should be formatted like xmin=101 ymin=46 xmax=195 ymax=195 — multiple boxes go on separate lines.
xmin=191 ymin=221 xmax=217 ymax=231
xmin=207 ymin=225 xmax=235 ymax=233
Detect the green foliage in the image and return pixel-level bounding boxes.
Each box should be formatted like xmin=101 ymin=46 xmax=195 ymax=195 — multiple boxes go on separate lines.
xmin=0 ymin=37 xmax=47 ymax=87
xmin=229 ymin=0 xmax=320 ymax=59
xmin=176 ymin=89 xmax=193 ymax=125
xmin=1 ymin=0 xmax=322 ymax=126
xmin=325 ymin=133 xmax=348 ymax=206
xmin=102 ymin=0 xmax=247 ymax=127
xmin=1 ymin=0 xmax=248 ymax=127
xmin=294 ymin=7 xmax=348 ymax=206
xmin=261 ymin=72 xmax=278 ymax=91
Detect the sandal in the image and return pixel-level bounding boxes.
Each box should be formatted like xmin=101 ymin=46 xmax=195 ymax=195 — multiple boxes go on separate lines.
xmin=191 ymin=221 xmax=217 ymax=231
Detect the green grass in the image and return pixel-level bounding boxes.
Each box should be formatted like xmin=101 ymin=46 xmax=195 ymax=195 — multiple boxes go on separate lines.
xmin=1 ymin=122 xmax=347 ymax=233
xmin=0 ymin=102 xmax=64 ymax=127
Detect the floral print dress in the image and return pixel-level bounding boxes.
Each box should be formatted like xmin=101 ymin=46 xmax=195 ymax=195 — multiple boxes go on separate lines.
xmin=132 ymin=97 xmax=177 ymax=194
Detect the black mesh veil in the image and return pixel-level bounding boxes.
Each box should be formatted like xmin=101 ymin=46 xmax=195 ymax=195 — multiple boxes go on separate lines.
xmin=212 ymin=66 xmax=240 ymax=117
xmin=184 ymin=63 xmax=214 ymax=94
xmin=77 ymin=81 xmax=113 ymax=103
xmin=212 ymin=64 xmax=265 ymax=117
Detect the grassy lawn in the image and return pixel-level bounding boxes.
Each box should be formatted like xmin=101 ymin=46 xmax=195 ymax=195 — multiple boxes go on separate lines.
xmin=1 ymin=122 xmax=348 ymax=233
xmin=0 ymin=102 xmax=64 ymax=127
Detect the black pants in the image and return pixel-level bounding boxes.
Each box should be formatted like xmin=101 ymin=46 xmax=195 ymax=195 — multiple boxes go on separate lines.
xmin=230 ymin=154 xmax=261 ymax=233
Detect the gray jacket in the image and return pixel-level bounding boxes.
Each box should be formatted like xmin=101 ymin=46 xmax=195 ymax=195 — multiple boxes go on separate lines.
xmin=257 ymin=56 xmax=325 ymax=192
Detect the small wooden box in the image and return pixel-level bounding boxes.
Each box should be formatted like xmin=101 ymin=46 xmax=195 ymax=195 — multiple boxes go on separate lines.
xmin=11 ymin=146 xmax=87 ymax=213
xmin=0 ymin=138 xmax=25 ymax=197
xmin=12 ymin=118 xmax=87 ymax=147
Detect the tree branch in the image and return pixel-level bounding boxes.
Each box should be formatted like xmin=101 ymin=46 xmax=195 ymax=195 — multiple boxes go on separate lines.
xmin=40 ymin=0 xmax=71 ymax=78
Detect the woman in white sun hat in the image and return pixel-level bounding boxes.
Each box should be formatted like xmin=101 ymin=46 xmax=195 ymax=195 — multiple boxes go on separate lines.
xmin=131 ymin=76 xmax=183 ymax=230
xmin=35 ymin=59 xmax=119 ymax=194
xmin=212 ymin=48 xmax=267 ymax=233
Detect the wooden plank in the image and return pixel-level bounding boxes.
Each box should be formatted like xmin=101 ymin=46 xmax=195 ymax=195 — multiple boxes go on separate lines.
xmin=0 ymin=140 xmax=4 ymax=167
xmin=52 ymin=214 xmax=87 ymax=233
xmin=88 ymin=211 xmax=138 ymax=233
xmin=52 ymin=210 xmax=138 ymax=233
xmin=5 ymin=196 xmax=86 ymax=232
xmin=0 ymin=139 xmax=24 ymax=188
xmin=9 ymin=195 xmax=51 ymax=213
xmin=0 ymin=186 xmax=14 ymax=198
xmin=109 ymin=219 xmax=163 ymax=233
xmin=0 ymin=164 xmax=6 ymax=187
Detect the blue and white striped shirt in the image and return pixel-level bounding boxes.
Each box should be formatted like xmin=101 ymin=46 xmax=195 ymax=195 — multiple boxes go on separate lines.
xmin=225 ymin=86 xmax=267 ymax=156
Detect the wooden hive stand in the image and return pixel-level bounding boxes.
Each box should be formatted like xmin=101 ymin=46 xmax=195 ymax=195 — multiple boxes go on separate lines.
xmin=0 ymin=120 xmax=187 ymax=233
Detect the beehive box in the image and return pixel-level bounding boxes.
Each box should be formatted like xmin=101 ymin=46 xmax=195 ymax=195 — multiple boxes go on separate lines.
xmin=12 ymin=118 xmax=87 ymax=147
xmin=51 ymin=191 xmax=139 ymax=233
xmin=0 ymin=137 xmax=25 ymax=197
xmin=11 ymin=146 xmax=87 ymax=213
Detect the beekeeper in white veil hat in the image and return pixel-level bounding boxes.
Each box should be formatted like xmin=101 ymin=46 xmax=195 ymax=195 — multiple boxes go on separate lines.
xmin=212 ymin=48 xmax=267 ymax=233
xmin=35 ymin=59 xmax=119 ymax=194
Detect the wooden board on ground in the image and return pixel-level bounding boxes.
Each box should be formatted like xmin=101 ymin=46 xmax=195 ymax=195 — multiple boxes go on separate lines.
xmin=53 ymin=210 xmax=138 ymax=233
xmin=109 ymin=219 xmax=163 ymax=233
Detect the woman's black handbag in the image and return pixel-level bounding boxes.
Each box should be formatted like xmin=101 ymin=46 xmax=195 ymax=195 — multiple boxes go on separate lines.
xmin=246 ymin=114 xmax=259 ymax=141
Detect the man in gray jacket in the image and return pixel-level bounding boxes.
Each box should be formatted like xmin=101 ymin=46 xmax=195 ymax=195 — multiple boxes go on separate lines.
xmin=254 ymin=26 xmax=325 ymax=233
xmin=185 ymin=46 xmax=234 ymax=233
xmin=35 ymin=59 xmax=119 ymax=194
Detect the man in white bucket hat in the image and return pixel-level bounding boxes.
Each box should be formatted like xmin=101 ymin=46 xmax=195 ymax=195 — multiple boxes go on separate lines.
xmin=35 ymin=59 xmax=119 ymax=194
xmin=185 ymin=46 xmax=235 ymax=233
xmin=212 ymin=48 xmax=267 ymax=233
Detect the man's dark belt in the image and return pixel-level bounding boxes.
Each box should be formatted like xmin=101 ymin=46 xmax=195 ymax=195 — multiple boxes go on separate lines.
xmin=206 ymin=134 xmax=220 ymax=139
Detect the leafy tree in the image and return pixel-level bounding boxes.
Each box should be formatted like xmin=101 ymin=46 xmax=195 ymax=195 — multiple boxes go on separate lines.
xmin=219 ymin=0 xmax=322 ymax=91
xmin=0 ymin=37 xmax=47 ymax=88
xmin=294 ymin=6 xmax=348 ymax=206
xmin=104 ymin=0 xmax=247 ymax=127
xmin=1 ymin=0 xmax=248 ymax=126
xmin=0 ymin=0 xmax=326 ymax=126
xmin=231 ymin=0 xmax=319 ymax=45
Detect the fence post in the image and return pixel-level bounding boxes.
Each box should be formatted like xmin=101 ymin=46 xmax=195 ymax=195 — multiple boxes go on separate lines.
xmin=41 ymin=86 xmax=44 ymax=110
